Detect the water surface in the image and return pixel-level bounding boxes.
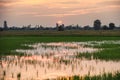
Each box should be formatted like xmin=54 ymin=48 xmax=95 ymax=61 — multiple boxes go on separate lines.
xmin=0 ymin=41 xmax=120 ymax=80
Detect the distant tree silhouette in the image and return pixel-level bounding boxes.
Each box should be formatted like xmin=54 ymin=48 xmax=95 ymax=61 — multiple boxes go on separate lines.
xmin=1 ymin=20 xmax=120 ymax=31
xmin=61 ymin=24 xmax=64 ymax=31
xmin=56 ymin=23 xmax=64 ymax=31
xmin=0 ymin=27 xmax=3 ymax=31
xmin=56 ymin=23 xmax=59 ymax=28
xmin=4 ymin=21 xmax=8 ymax=30
xmin=76 ymin=24 xmax=79 ymax=29
xmin=84 ymin=25 xmax=91 ymax=30
xmin=93 ymin=19 xmax=101 ymax=30
xmin=102 ymin=25 xmax=109 ymax=30
xmin=109 ymin=23 xmax=115 ymax=30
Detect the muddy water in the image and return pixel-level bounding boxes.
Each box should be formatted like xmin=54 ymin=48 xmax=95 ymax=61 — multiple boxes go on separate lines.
xmin=0 ymin=42 xmax=120 ymax=80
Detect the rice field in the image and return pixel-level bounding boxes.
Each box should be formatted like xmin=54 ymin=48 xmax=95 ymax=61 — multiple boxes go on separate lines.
xmin=0 ymin=37 xmax=120 ymax=80
xmin=0 ymin=30 xmax=120 ymax=36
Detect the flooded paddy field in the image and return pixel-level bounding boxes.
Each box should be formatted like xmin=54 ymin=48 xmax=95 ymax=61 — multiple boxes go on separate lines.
xmin=0 ymin=40 xmax=120 ymax=80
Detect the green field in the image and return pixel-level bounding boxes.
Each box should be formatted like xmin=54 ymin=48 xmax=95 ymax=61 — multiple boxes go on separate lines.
xmin=0 ymin=35 xmax=120 ymax=60
xmin=76 ymin=42 xmax=120 ymax=60
xmin=57 ymin=72 xmax=120 ymax=80
xmin=0 ymin=30 xmax=120 ymax=36
xmin=0 ymin=30 xmax=120 ymax=80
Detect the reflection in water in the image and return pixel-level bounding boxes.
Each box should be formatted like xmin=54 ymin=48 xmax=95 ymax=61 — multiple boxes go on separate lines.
xmin=0 ymin=42 xmax=120 ymax=80
xmin=16 ymin=42 xmax=99 ymax=55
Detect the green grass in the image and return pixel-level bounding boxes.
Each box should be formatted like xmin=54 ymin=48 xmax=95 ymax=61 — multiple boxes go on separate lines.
xmin=57 ymin=72 xmax=120 ymax=80
xmin=0 ymin=36 xmax=120 ymax=60
xmin=76 ymin=43 xmax=120 ymax=61
xmin=93 ymin=47 xmax=120 ymax=60
xmin=0 ymin=30 xmax=120 ymax=36
xmin=83 ymin=72 xmax=120 ymax=80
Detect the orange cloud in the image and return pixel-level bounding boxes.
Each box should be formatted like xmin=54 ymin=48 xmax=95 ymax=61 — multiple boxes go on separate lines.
xmin=0 ymin=0 xmax=120 ymax=17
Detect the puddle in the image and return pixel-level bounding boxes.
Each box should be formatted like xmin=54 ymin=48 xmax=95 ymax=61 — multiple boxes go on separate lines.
xmin=16 ymin=42 xmax=98 ymax=55
xmin=0 ymin=41 xmax=120 ymax=80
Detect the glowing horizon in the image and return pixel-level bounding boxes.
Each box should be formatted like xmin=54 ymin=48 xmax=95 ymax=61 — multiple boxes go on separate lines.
xmin=0 ymin=0 xmax=120 ymax=27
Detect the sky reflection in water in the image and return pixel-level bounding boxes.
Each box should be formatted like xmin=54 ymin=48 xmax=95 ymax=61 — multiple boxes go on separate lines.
xmin=0 ymin=41 xmax=120 ymax=80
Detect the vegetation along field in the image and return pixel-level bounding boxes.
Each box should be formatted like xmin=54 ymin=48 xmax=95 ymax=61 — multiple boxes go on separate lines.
xmin=0 ymin=30 xmax=120 ymax=80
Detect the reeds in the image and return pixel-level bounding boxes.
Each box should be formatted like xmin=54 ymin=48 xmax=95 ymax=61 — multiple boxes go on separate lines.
xmin=56 ymin=72 xmax=120 ymax=80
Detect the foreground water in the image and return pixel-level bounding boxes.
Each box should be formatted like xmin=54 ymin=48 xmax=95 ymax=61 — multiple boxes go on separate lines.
xmin=0 ymin=41 xmax=120 ymax=80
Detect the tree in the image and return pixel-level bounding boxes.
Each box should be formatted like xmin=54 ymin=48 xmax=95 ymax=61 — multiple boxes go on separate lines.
xmin=84 ymin=25 xmax=91 ymax=30
xmin=109 ymin=23 xmax=115 ymax=30
xmin=0 ymin=27 xmax=3 ymax=31
xmin=102 ymin=25 xmax=108 ymax=30
xmin=93 ymin=19 xmax=101 ymax=30
xmin=4 ymin=20 xmax=8 ymax=30
xmin=56 ymin=23 xmax=64 ymax=31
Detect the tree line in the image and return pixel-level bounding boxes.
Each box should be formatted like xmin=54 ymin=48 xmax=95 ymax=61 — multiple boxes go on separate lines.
xmin=0 ymin=19 xmax=120 ymax=31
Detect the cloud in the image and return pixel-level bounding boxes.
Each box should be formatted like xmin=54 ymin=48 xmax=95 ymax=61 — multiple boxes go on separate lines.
xmin=56 ymin=1 xmax=80 ymax=4
xmin=0 ymin=0 xmax=120 ymax=18
xmin=0 ymin=0 xmax=18 ymax=8
xmin=0 ymin=0 xmax=16 ymax=4
xmin=99 ymin=0 xmax=120 ymax=6
xmin=0 ymin=0 xmax=11 ymax=3
xmin=16 ymin=7 xmax=100 ymax=17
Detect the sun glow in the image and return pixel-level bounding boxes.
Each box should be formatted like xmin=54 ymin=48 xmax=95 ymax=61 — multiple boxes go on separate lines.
xmin=57 ymin=20 xmax=63 ymax=25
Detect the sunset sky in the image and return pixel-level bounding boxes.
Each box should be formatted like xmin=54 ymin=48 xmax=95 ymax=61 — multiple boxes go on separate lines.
xmin=0 ymin=0 xmax=120 ymax=27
